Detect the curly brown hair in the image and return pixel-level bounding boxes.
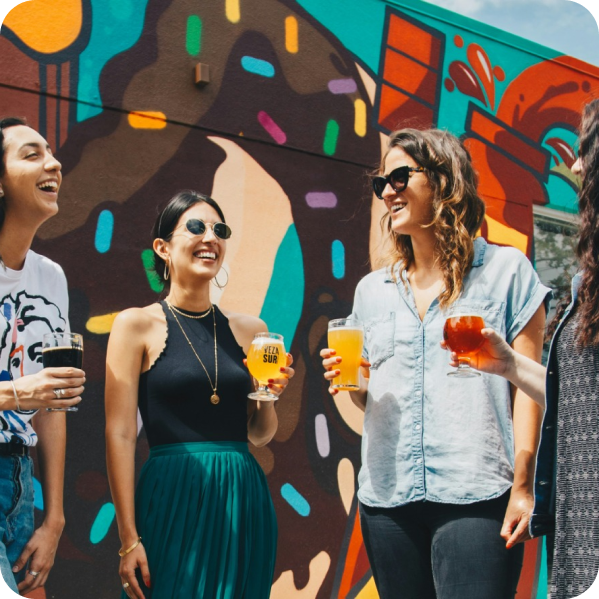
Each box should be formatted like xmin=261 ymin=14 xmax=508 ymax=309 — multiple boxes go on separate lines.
xmin=572 ymin=99 xmax=599 ymax=346
xmin=379 ymin=129 xmax=485 ymax=309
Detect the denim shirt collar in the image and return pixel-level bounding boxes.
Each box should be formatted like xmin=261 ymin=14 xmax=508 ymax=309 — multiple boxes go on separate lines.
xmin=383 ymin=237 xmax=487 ymax=283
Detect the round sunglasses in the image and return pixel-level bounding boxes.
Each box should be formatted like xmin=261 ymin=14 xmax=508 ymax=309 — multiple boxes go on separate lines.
xmin=184 ymin=218 xmax=232 ymax=240
xmin=372 ymin=165 xmax=425 ymax=199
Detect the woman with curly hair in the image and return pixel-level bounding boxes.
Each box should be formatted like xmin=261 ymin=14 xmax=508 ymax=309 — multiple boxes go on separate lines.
xmin=447 ymin=99 xmax=599 ymax=598
xmin=321 ymin=128 xmax=550 ymax=599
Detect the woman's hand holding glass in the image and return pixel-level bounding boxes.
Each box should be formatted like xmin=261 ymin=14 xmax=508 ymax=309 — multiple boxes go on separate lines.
xmin=244 ymin=341 xmax=294 ymax=401
xmin=321 ymin=348 xmax=371 ymax=396
xmin=12 ymin=368 xmax=85 ymax=411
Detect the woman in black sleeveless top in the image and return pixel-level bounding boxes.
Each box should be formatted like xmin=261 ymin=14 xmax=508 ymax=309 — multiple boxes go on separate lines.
xmin=105 ymin=191 xmax=294 ymax=599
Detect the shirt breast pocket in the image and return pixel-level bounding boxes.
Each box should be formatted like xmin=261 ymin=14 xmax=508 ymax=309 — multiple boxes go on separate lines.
xmin=450 ymin=300 xmax=506 ymax=333
xmin=365 ymin=313 xmax=396 ymax=370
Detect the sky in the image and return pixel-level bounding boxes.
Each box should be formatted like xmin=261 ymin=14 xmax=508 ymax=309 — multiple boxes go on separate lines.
xmin=434 ymin=0 xmax=599 ymax=65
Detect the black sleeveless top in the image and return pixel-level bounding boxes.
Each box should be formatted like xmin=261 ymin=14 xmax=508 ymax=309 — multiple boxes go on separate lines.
xmin=138 ymin=301 xmax=251 ymax=447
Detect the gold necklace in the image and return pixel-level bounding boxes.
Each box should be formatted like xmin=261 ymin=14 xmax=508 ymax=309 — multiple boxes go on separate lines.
xmin=168 ymin=303 xmax=212 ymax=319
xmin=166 ymin=302 xmax=220 ymax=405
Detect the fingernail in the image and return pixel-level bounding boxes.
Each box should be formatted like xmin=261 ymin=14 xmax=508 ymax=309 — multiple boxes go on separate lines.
xmin=12 ymin=567 xmax=18 ymax=572
xmin=336 ymin=357 xmax=342 ymax=363
xmin=268 ymin=379 xmax=274 ymax=383
xmin=279 ymin=367 xmax=286 ymax=372
xmin=335 ymin=370 xmax=340 ymax=375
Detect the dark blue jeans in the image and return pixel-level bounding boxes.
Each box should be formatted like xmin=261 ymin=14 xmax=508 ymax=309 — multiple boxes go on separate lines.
xmin=359 ymin=491 xmax=524 ymax=599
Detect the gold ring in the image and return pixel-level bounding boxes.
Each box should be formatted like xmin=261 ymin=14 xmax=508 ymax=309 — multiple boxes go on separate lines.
xmin=122 ymin=582 xmax=130 ymax=589
xmin=28 ymin=570 xmax=39 ymax=578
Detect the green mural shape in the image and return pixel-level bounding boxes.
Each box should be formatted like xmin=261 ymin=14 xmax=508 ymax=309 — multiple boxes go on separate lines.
xmin=141 ymin=249 xmax=164 ymax=293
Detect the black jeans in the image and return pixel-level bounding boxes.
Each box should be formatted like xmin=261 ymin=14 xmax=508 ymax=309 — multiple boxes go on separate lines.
xmin=359 ymin=491 xmax=524 ymax=599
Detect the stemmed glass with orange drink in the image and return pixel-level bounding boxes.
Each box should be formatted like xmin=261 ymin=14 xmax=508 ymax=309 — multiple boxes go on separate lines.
xmin=327 ymin=318 xmax=364 ymax=390
xmin=246 ymin=332 xmax=286 ymax=400
xmin=443 ymin=308 xmax=485 ymax=377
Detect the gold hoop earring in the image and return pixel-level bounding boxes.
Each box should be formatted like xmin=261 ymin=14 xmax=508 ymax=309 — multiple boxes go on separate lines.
xmin=212 ymin=267 xmax=229 ymax=289
xmin=163 ymin=258 xmax=171 ymax=281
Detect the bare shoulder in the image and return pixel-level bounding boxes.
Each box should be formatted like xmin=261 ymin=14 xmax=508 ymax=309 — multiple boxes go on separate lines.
xmin=112 ymin=304 xmax=165 ymax=335
xmin=221 ymin=309 xmax=267 ymax=352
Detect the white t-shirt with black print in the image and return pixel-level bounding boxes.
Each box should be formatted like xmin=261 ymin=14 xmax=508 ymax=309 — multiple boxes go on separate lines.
xmin=0 ymin=250 xmax=70 ymax=446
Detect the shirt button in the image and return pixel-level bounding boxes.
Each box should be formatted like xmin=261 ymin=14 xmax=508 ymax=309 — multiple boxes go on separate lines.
xmin=415 ymin=424 xmax=421 ymax=431
xmin=539 ymin=480 xmax=549 ymax=486
xmin=548 ymin=371 xmax=554 ymax=376
xmin=416 ymin=458 xmax=423 ymax=464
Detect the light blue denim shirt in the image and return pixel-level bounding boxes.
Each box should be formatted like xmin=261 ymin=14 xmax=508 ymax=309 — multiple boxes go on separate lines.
xmin=352 ymin=237 xmax=551 ymax=508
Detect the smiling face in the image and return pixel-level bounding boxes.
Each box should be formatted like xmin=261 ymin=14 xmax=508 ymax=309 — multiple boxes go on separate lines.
xmin=0 ymin=125 xmax=62 ymax=226
xmin=381 ymin=146 xmax=434 ymax=239
xmin=163 ymin=202 xmax=227 ymax=285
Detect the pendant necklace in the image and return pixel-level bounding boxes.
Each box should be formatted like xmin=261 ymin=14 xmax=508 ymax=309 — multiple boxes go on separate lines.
xmin=167 ymin=302 xmax=220 ymax=405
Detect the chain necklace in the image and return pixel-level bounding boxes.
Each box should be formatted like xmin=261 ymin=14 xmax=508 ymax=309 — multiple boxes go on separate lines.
xmin=168 ymin=303 xmax=212 ymax=319
xmin=166 ymin=302 xmax=220 ymax=405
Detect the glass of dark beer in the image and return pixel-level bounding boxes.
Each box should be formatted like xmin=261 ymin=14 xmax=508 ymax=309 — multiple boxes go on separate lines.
xmin=443 ymin=311 xmax=485 ymax=378
xmin=42 ymin=332 xmax=83 ymax=411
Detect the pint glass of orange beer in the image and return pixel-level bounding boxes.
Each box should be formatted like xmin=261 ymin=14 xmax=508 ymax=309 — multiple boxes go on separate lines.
xmin=328 ymin=318 xmax=364 ymax=391
xmin=443 ymin=311 xmax=485 ymax=378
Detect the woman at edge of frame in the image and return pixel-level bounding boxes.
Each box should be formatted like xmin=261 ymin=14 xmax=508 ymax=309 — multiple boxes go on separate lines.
xmin=322 ymin=128 xmax=550 ymax=599
xmin=445 ymin=99 xmax=599 ymax=598
xmin=0 ymin=117 xmax=85 ymax=594
xmin=105 ymin=190 xmax=294 ymax=599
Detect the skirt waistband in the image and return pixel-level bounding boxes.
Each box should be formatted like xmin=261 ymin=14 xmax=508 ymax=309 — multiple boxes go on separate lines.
xmin=149 ymin=441 xmax=249 ymax=458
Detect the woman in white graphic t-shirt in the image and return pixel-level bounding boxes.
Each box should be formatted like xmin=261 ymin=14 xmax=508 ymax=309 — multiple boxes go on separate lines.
xmin=0 ymin=117 xmax=85 ymax=595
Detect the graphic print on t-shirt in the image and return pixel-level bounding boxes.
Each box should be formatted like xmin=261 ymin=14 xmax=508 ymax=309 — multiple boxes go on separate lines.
xmin=0 ymin=290 xmax=67 ymax=443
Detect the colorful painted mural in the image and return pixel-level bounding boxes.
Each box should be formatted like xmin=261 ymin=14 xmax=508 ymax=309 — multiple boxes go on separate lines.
xmin=0 ymin=0 xmax=598 ymax=597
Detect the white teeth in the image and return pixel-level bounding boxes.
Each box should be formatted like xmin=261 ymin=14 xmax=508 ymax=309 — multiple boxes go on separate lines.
xmin=391 ymin=204 xmax=406 ymax=213
xmin=37 ymin=181 xmax=58 ymax=192
xmin=195 ymin=252 xmax=216 ymax=260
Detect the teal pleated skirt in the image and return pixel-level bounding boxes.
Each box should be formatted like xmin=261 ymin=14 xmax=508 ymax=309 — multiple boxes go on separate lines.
xmin=122 ymin=442 xmax=277 ymax=599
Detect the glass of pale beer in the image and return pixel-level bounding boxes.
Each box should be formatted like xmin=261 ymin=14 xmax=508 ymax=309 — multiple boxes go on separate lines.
xmin=42 ymin=332 xmax=84 ymax=411
xmin=246 ymin=332 xmax=286 ymax=400
xmin=327 ymin=318 xmax=364 ymax=391
xmin=443 ymin=310 xmax=485 ymax=378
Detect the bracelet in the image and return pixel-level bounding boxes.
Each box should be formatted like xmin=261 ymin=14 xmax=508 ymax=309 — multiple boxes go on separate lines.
xmin=118 ymin=536 xmax=142 ymax=557
xmin=8 ymin=380 xmax=20 ymax=411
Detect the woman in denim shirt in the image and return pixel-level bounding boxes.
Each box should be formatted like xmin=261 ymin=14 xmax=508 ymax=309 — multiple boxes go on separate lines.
xmin=451 ymin=100 xmax=599 ymax=598
xmin=322 ymin=129 xmax=549 ymax=599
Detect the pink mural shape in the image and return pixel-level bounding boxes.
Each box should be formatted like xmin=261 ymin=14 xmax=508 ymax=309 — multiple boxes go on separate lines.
xmin=328 ymin=79 xmax=358 ymax=94
xmin=257 ymin=110 xmax=287 ymax=144
xmin=305 ymin=192 xmax=338 ymax=208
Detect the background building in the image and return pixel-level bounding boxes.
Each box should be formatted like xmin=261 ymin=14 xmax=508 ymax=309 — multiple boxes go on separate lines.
xmin=1 ymin=0 xmax=598 ymax=597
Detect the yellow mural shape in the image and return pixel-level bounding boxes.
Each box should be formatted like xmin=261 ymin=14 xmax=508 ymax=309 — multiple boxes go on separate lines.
xmin=354 ymin=99 xmax=367 ymax=137
xmin=225 ymin=0 xmax=240 ymax=23
xmin=3 ymin=0 xmax=82 ymax=54
xmin=485 ymin=215 xmax=528 ymax=255
xmin=355 ymin=576 xmax=380 ymax=599
xmin=86 ymin=312 xmax=119 ymax=335
xmin=285 ymin=16 xmax=298 ymax=53
xmin=128 ymin=111 xmax=168 ymax=129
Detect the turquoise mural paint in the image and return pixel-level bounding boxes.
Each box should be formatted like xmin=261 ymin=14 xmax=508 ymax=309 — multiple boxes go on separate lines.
xmin=296 ymin=0 xmax=385 ymax=73
xmin=323 ymin=120 xmax=339 ymax=156
xmin=141 ymin=249 xmax=164 ymax=293
xmin=77 ymin=0 xmax=150 ymax=121
xmin=95 ymin=210 xmax=114 ymax=254
xmin=281 ymin=483 xmax=310 ymax=517
xmin=260 ymin=225 xmax=304 ymax=348
xmin=186 ymin=15 xmax=202 ymax=56
xmin=240 ymin=56 xmax=275 ymax=77
xmin=332 ymin=240 xmax=345 ymax=279
xmin=33 ymin=477 xmax=43 ymax=510
xmin=90 ymin=502 xmax=116 ymax=544
xmin=536 ymin=536 xmax=548 ymax=598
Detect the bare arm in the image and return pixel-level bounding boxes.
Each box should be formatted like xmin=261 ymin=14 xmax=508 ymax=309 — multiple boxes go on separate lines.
xmin=13 ymin=410 xmax=67 ymax=593
xmin=105 ymin=310 xmax=151 ymax=599
xmin=500 ymin=304 xmax=546 ymax=548
xmin=443 ymin=328 xmax=546 ymax=407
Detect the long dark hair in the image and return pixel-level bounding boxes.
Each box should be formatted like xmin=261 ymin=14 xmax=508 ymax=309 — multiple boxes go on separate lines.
xmin=574 ymin=99 xmax=599 ymax=346
xmin=152 ymin=190 xmax=227 ymax=285
xmin=379 ymin=128 xmax=486 ymax=309
xmin=0 ymin=116 xmax=28 ymax=232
